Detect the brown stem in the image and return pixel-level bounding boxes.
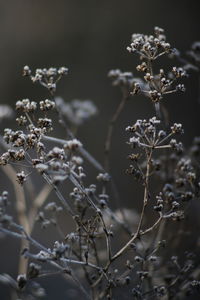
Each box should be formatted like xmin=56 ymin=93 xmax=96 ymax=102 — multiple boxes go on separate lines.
xmin=111 ymin=215 xmax=162 ymax=263
xmin=136 ymin=150 xmax=152 ymax=235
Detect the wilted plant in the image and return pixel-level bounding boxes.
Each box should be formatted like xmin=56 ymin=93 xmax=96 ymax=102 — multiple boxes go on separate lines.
xmin=0 ymin=27 xmax=200 ymax=300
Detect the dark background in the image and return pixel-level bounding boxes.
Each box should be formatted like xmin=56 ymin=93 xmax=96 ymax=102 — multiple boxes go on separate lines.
xmin=0 ymin=1 xmax=200 ymax=299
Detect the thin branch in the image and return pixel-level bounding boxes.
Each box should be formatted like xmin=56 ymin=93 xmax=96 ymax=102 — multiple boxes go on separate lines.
xmin=110 ymin=214 xmax=162 ymax=263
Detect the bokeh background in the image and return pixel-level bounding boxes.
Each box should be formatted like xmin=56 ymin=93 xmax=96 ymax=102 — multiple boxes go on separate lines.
xmin=0 ymin=0 xmax=200 ymax=299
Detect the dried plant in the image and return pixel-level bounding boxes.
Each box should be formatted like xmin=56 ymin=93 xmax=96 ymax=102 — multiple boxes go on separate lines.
xmin=0 ymin=27 xmax=200 ymax=300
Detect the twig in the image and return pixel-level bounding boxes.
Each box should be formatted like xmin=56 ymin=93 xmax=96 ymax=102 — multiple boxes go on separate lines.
xmin=110 ymin=214 xmax=162 ymax=263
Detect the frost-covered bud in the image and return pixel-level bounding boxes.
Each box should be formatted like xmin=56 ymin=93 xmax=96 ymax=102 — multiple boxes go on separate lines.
xmin=99 ymin=198 xmax=107 ymax=208
xmin=28 ymin=263 xmax=41 ymax=279
xmin=154 ymin=204 xmax=163 ymax=212
xmin=158 ymin=130 xmax=166 ymax=139
xmin=47 ymin=68 xmax=57 ymax=77
xmin=16 ymin=171 xmax=26 ymax=185
xmin=176 ymin=84 xmax=186 ymax=92
xmin=154 ymin=286 xmax=167 ymax=297
xmin=35 ymin=163 xmax=48 ymax=174
xmin=27 ymin=133 xmax=37 ymax=148
xmin=172 ymin=67 xmax=187 ymax=78
xmin=129 ymin=137 xmax=140 ymax=148
xmin=64 ymin=139 xmax=82 ymax=151
xmin=136 ymin=62 xmax=147 ymax=72
xmin=134 ymin=256 xmax=143 ymax=263
xmin=47 ymin=82 xmax=56 ymax=92
xmin=36 ymin=250 xmax=51 ymax=262
xmin=53 ymin=241 xmax=69 ymax=258
xmin=171 ymin=123 xmax=183 ymax=134
xmin=39 ymin=99 xmax=55 ymax=111
xmin=172 ymin=201 xmax=180 ymax=210
xmin=170 ymin=139 xmax=177 ymax=147
xmin=149 ymin=90 xmax=162 ymax=102
xmin=154 ymin=26 xmax=164 ymax=35
xmin=78 ymin=166 xmax=86 ymax=179
xmin=71 ymin=156 xmax=83 ymax=165
xmin=14 ymin=149 xmax=25 ymax=161
xmin=37 ymin=142 xmax=45 ymax=153
xmin=58 ymin=67 xmax=68 ymax=75
xmin=170 ymin=139 xmax=184 ymax=154
xmin=23 ymin=65 xmax=31 ymax=76
xmin=96 ymin=173 xmax=110 ymax=182
xmin=17 ymin=274 xmax=27 ymax=289
xmin=187 ymin=172 xmax=196 ymax=182
xmin=132 ymin=82 xmax=141 ymax=95
xmin=161 ymin=42 xmax=171 ymax=53
xmin=126 ymin=46 xmax=133 ymax=53
xmin=16 ymin=99 xmax=37 ymax=113
xmin=16 ymin=115 xmax=27 ymax=126
xmin=45 ymin=202 xmax=57 ymax=212
xmin=144 ymin=73 xmax=153 ymax=82
xmin=37 ymin=118 xmax=52 ymax=130
xmin=47 ymin=147 xmax=65 ymax=160
xmin=148 ymin=256 xmax=158 ymax=262
xmin=0 ymin=152 xmax=10 ymax=165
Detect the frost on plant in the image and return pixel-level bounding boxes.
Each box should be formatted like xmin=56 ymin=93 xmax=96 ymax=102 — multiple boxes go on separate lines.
xmin=0 ymin=27 xmax=200 ymax=300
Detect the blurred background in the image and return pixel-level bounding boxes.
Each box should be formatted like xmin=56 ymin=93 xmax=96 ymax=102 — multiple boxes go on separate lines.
xmin=0 ymin=0 xmax=200 ymax=299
